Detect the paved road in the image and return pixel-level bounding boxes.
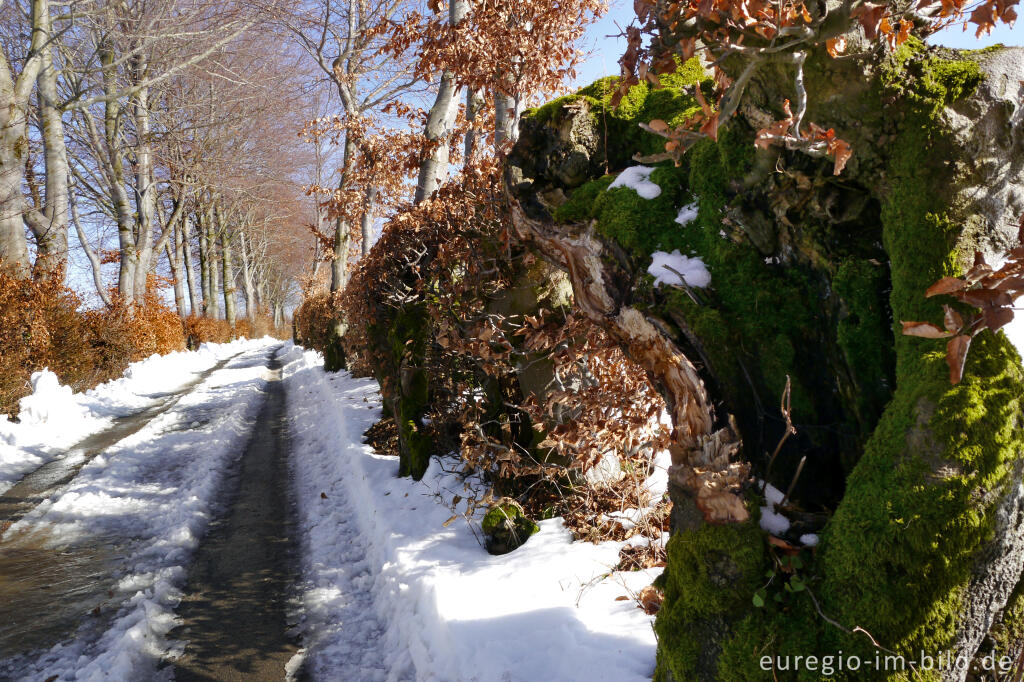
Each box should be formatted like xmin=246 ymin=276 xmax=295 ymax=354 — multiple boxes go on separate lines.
xmin=168 ymin=350 xmax=301 ymax=681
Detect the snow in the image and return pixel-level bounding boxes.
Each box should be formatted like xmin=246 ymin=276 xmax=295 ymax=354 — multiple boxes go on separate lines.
xmin=675 ymin=202 xmax=698 ymax=226
xmin=648 ymin=250 xmax=712 ymax=288
xmin=282 ymin=346 xmax=662 ymax=682
xmin=800 ymin=533 xmax=819 ymax=547
xmin=759 ymin=506 xmax=791 ymax=536
xmin=4 ymin=341 xmax=665 ymax=680
xmin=2 ymin=338 xmax=283 ymax=681
xmin=759 ymin=482 xmax=792 ymax=536
xmin=0 ymin=339 xmax=258 ymax=495
xmin=608 ymin=166 xmax=662 ymax=199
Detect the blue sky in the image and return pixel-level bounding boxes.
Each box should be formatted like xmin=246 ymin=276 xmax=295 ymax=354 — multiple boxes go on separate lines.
xmin=573 ymin=0 xmax=1024 ymax=87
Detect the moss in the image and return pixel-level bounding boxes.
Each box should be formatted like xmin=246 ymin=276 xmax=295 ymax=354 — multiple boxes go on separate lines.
xmin=481 ymin=500 xmax=540 ymax=554
xmin=992 ymin=578 xmax=1024 ymax=662
xmin=522 ymin=59 xmax=708 ymax=170
xmin=833 ymin=258 xmax=896 ymax=438
xmin=530 ymin=43 xmax=1020 ymax=680
xmin=815 ymin=45 xmax=1024 ymax=674
xmin=323 ymin=322 xmax=347 ymax=372
xmin=375 ymin=302 xmax=435 ymax=480
xmin=654 ymin=515 xmax=767 ymax=681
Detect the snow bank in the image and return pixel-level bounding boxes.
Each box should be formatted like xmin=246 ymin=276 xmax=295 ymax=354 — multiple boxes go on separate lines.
xmin=608 ymin=166 xmax=662 ymax=199
xmin=283 ymin=347 xmax=661 ymax=682
xmin=648 ymin=250 xmax=712 ymax=288
xmin=5 ymin=338 xmax=282 ymax=681
xmin=0 ymin=338 xmax=258 ymax=495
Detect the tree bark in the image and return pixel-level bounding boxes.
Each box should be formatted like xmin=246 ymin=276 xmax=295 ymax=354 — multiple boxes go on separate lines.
xmin=166 ymin=221 xmax=187 ymax=318
xmin=181 ymin=218 xmax=199 ymax=315
xmin=238 ymin=229 xmax=257 ymax=319
xmin=198 ymin=211 xmax=213 ymax=317
xmin=413 ymin=0 xmax=469 ymax=204
xmin=0 ymin=0 xmax=49 ymax=277
xmin=208 ymin=220 xmax=221 ymax=320
xmin=220 ymin=229 xmax=236 ymax=328
xmin=131 ymin=65 xmax=156 ymax=301
xmin=24 ymin=0 xmax=69 ymax=279
xmin=465 ymin=88 xmax=486 ymax=162
xmin=360 ymin=185 xmax=377 ymax=256
xmin=330 ymin=134 xmax=355 ymax=292
xmin=494 ymin=91 xmax=525 ymax=150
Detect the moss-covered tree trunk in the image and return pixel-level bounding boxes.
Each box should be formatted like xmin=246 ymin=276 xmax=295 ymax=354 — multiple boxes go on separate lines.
xmin=506 ymin=43 xmax=1024 ymax=680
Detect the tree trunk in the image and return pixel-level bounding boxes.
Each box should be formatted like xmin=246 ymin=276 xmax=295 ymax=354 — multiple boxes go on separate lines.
xmin=199 ymin=213 xmax=212 ymax=317
xmin=465 ymin=88 xmax=486 ymax=162
xmin=239 ymin=229 xmax=257 ymax=319
xmin=208 ymin=225 xmax=221 ymax=320
xmin=506 ymin=46 xmax=1024 ymax=681
xmin=413 ymin=0 xmax=469 ymax=204
xmin=166 ymin=221 xmax=187 ymax=318
xmin=181 ymin=218 xmax=199 ymax=315
xmin=217 ymin=205 xmax=236 ymax=327
xmin=360 ymin=185 xmax=377 ymax=256
xmin=131 ymin=69 xmax=156 ymax=301
xmin=494 ymin=91 xmax=525 ymax=150
xmin=26 ymin=0 xmax=69 ymax=280
xmin=330 ymin=134 xmax=355 ymax=292
xmin=0 ymin=0 xmax=48 ymax=277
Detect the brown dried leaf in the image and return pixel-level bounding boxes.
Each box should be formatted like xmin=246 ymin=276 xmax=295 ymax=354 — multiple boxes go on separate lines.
xmin=697 ymin=490 xmax=750 ymax=523
xmin=925 ymin=276 xmax=968 ymax=297
xmin=983 ymin=306 xmax=1014 ymax=332
xmin=943 ymin=304 xmax=964 ymax=333
xmin=947 ymin=334 xmax=972 ymax=384
xmin=825 ymin=36 xmax=847 ymax=58
xmin=638 ymin=585 xmax=664 ymax=615
xmin=901 ymin=321 xmax=954 ymax=339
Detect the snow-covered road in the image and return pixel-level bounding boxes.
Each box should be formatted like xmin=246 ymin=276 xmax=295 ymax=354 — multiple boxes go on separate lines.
xmin=0 ymin=339 xmax=661 ymax=681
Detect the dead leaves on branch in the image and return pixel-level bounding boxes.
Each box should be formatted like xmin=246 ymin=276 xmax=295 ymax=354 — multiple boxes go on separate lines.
xmin=622 ymin=0 xmax=1015 ymax=174
xmin=392 ymin=0 xmax=607 ymax=102
xmin=902 ymin=217 xmax=1024 ymax=384
xmin=753 ymin=100 xmax=853 ymax=175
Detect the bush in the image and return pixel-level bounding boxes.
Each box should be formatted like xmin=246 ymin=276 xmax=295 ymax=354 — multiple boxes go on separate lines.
xmin=182 ymin=315 xmax=234 ymax=348
xmin=0 ymin=271 xmax=93 ymax=414
xmin=0 ymin=271 xmax=186 ymax=417
xmin=292 ymin=291 xmax=347 ymax=370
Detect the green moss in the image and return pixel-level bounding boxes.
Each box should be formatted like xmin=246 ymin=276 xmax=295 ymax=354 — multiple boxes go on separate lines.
xmin=654 ymin=515 xmax=767 ymax=681
xmin=992 ymin=579 xmax=1024 ymax=662
xmin=533 ymin=44 xmax=1020 ymax=680
xmin=833 ymin=258 xmax=896 ymax=438
xmin=374 ymin=303 xmax=435 ymax=480
xmin=522 ymin=59 xmax=708 ymax=169
xmin=323 ymin=322 xmax=347 ymax=372
xmin=816 ymin=45 xmax=1024 ymax=674
xmin=481 ymin=500 xmax=540 ymax=554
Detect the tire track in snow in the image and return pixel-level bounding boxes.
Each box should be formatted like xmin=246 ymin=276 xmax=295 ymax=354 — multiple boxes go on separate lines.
xmin=167 ymin=350 xmax=301 ymax=680
xmin=0 ymin=351 xmax=245 ymax=534
xmin=282 ymin=349 xmax=412 ymax=682
xmin=0 ymin=341 xmax=281 ymax=680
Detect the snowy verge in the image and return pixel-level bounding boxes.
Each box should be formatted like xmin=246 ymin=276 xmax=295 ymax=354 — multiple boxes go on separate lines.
xmin=282 ymin=346 xmax=661 ymax=682
xmin=6 ymin=338 xmax=282 ymax=681
xmin=0 ymin=338 xmax=260 ymax=494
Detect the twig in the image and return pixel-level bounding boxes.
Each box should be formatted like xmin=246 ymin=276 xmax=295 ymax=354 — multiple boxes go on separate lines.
xmin=765 ymin=375 xmax=796 ymax=477
xmin=780 ymin=455 xmax=805 ymax=508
